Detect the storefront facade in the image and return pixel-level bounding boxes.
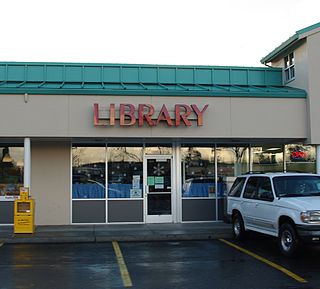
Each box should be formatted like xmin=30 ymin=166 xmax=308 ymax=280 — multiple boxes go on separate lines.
xmin=1 ymin=22 xmax=320 ymax=226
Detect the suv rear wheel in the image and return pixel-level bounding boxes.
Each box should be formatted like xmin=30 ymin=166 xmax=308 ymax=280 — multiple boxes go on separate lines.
xmin=232 ymin=213 xmax=246 ymax=240
xmin=278 ymin=223 xmax=300 ymax=257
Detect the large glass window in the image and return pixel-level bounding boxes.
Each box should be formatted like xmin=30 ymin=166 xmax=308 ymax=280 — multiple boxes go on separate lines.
xmin=72 ymin=147 xmax=106 ymax=199
xmin=217 ymin=147 xmax=249 ymax=196
xmin=252 ymin=145 xmax=283 ymax=172
xmin=285 ymin=144 xmax=316 ymax=173
xmin=145 ymin=146 xmax=172 ymax=155
xmin=181 ymin=147 xmax=215 ymax=198
xmin=108 ymin=147 xmax=143 ymax=198
xmin=0 ymin=146 xmax=24 ymax=200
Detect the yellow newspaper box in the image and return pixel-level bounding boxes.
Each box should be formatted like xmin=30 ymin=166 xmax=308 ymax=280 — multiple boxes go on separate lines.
xmin=14 ymin=188 xmax=35 ymax=234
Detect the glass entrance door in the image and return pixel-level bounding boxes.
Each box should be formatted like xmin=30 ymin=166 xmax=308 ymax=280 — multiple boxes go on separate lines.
xmin=145 ymin=156 xmax=173 ymax=223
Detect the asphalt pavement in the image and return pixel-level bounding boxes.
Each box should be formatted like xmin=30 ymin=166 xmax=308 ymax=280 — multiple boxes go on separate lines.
xmin=0 ymin=222 xmax=232 ymax=244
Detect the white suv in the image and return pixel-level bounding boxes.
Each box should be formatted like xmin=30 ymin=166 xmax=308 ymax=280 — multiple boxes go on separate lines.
xmin=227 ymin=173 xmax=320 ymax=256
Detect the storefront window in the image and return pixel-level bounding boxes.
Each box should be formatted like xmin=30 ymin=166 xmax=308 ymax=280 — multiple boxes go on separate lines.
xmin=217 ymin=147 xmax=249 ymax=196
xmin=72 ymin=147 xmax=106 ymax=199
xmin=181 ymin=147 xmax=215 ymax=198
xmin=145 ymin=146 xmax=172 ymax=155
xmin=108 ymin=147 xmax=143 ymax=198
xmin=0 ymin=146 xmax=24 ymax=200
xmin=252 ymin=145 xmax=283 ymax=172
xmin=286 ymin=144 xmax=316 ymax=173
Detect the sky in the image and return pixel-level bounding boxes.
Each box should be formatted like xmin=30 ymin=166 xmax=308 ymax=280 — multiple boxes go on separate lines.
xmin=1 ymin=0 xmax=320 ymax=67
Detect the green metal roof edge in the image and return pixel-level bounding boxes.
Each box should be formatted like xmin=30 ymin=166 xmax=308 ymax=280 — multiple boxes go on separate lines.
xmin=297 ymin=21 xmax=320 ymax=35
xmin=261 ymin=22 xmax=320 ymax=64
xmin=260 ymin=34 xmax=299 ymax=64
xmin=0 ymin=61 xmax=283 ymax=87
xmin=0 ymin=61 xmax=276 ymax=70
xmin=0 ymin=87 xmax=307 ymax=98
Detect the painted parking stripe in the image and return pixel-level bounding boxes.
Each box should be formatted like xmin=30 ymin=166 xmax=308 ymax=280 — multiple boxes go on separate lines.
xmin=0 ymin=243 xmax=3 ymax=248
xmin=112 ymin=241 xmax=133 ymax=287
xmin=219 ymin=239 xmax=307 ymax=283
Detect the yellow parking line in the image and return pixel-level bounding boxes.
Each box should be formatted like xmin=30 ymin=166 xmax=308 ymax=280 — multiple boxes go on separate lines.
xmin=15 ymin=264 xmax=33 ymax=268
xmin=112 ymin=241 xmax=133 ymax=287
xmin=219 ymin=239 xmax=307 ymax=283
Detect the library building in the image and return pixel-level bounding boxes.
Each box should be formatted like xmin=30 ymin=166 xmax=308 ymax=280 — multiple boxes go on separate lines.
xmin=1 ymin=22 xmax=320 ymax=226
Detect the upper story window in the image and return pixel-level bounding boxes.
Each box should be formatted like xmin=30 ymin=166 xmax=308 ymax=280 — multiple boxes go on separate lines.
xmin=284 ymin=52 xmax=295 ymax=82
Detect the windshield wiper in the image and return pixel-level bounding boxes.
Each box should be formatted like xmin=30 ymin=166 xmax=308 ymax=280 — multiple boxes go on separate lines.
xmin=306 ymin=192 xmax=320 ymax=196
xmin=279 ymin=192 xmax=320 ymax=197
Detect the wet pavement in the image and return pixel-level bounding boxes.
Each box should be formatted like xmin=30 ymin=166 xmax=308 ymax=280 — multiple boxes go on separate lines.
xmin=1 ymin=237 xmax=319 ymax=289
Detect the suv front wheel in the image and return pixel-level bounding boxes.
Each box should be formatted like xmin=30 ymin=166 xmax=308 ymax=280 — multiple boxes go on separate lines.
xmin=278 ymin=223 xmax=300 ymax=257
xmin=232 ymin=213 xmax=246 ymax=240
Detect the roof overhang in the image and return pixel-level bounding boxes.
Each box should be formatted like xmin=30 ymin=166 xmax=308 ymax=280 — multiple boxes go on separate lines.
xmin=261 ymin=22 xmax=320 ymax=65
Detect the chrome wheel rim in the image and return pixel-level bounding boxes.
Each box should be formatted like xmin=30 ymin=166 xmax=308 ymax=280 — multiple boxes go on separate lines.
xmin=281 ymin=230 xmax=293 ymax=252
xmin=233 ymin=218 xmax=241 ymax=236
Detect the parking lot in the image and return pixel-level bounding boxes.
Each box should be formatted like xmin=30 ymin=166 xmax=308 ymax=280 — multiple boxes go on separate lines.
xmin=0 ymin=235 xmax=319 ymax=289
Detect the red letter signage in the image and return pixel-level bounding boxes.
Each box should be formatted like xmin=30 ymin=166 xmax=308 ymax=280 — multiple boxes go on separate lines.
xmin=191 ymin=104 xmax=209 ymax=126
xmin=155 ymin=105 xmax=173 ymax=126
xmin=94 ymin=103 xmax=208 ymax=127
xmin=120 ymin=104 xmax=136 ymax=126
xmin=175 ymin=104 xmax=192 ymax=126
xmin=138 ymin=104 xmax=155 ymax=126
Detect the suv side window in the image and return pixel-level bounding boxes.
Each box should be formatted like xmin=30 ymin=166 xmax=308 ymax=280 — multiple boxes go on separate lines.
xmin=243 ymin=176 xmax=274 ymax=201
xmin=243 ymin=177 xmax=259 ymax=199
xmin=257 ymin=177 xmax=274 ymax=201
xmin=228 ymin=177 xmax=245 ymax=197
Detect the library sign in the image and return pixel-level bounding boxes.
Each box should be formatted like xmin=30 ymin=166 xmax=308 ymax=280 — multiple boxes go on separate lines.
xmin=93 ymin=103 xmax=209 ymax=127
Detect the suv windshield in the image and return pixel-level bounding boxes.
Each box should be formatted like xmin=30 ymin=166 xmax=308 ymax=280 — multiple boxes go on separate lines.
xmin=273 ymin=175 xmax=320 ymax=197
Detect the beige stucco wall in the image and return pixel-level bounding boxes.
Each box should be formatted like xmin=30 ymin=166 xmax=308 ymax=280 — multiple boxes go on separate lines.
xmin=270 ymin=41 xmax=309 ymax=91
xmin=305 ymin=32 xmax=320 ymax=144
xmin=31 ymin=141 xmax=71 ymax=225
xmin=0 ymin=94 xmax=308 ymax=140
xmin=269 ymin=31 xmax=320 ymax=144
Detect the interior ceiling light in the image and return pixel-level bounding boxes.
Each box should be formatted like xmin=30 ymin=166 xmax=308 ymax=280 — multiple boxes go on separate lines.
xmin=266 ymin=147 xmax=281 ymax=151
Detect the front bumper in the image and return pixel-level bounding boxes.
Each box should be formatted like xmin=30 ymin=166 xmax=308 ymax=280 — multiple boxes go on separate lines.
xmin=296 ymin=224 xmax=320 ymax=243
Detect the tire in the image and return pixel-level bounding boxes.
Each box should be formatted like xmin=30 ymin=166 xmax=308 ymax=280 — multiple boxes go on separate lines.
xmin=278 ymin=223 xmax=300 ymax=257
xmin=232 ymin=213 xmax=246 ymax=241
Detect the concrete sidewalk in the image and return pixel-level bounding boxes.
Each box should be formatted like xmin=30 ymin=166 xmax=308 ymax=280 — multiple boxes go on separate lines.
xmin=0 ymin=222 xmax=232 ymax=244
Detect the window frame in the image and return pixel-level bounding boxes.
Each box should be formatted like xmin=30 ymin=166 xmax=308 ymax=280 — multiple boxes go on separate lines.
xmin=284 ymin=52 xmax=295 ymax=83
xmin=0 ymin=146 xmax=24 ymax=201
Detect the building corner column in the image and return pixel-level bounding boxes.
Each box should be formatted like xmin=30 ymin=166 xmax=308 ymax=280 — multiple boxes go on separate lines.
xmin=24 ymin=138 xmax=31 ymax=189
xmin=316 ymin=145 xmax=320 ymax=174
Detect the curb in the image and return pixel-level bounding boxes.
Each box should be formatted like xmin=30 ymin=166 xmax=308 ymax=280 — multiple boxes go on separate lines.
xmin=1 ymin=232 xmax=233 ymax=244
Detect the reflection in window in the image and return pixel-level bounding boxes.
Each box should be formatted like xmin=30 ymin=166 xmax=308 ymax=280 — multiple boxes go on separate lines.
xmin=0 ymin=147 xmax=24 ymax=199
xmin=217 ymin=147 xmax=249 ymax=195
xmin=108 ymin=147 xmax=143 ymax=198
xmin=72 ymin=147 xmax=106 ymax=199
xmin=252 ymin=145 xmax=283 ymax=172
xmin=145 ymin=146 xmax=172 ymax=155
xmin=181 ymin=147 xmax=215 ymax=198
xmin=286 ymin=144 xmax=316 ymax=173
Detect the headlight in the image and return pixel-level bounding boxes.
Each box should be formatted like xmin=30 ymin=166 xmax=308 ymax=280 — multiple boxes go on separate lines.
xmin=300 ymin=211 xmax=320 ymax=223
